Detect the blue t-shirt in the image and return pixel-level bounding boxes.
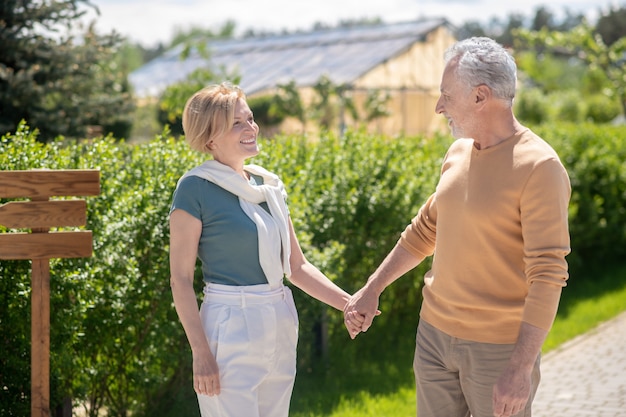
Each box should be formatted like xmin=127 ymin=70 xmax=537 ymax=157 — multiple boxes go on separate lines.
xmin=170 ymin=174 xmax=270 ymax=285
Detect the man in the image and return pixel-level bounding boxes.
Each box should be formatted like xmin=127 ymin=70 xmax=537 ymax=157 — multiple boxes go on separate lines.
xmin=344 ymin=37 xmax=571 ymax=417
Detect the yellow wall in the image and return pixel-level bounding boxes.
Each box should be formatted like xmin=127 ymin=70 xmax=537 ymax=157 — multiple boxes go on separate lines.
xmin=256 ymin=26 xmax=456 ymax=137
xmin=352 ymin=26 xmax=456 ymax=136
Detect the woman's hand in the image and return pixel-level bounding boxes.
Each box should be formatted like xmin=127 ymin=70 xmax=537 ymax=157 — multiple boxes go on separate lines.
xmin=193 ymin=351 xmax=221 ymax=396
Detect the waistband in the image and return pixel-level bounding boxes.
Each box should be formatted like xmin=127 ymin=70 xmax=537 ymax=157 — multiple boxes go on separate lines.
xmin=203 ymin=282 xmax=289 ymax=307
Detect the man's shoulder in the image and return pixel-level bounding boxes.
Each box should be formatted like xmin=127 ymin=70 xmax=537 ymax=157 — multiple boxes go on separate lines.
xmin=517 ymin=129 xmax=562 ymax=161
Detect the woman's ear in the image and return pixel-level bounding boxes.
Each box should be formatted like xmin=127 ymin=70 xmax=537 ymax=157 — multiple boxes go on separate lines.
xmin=206 ymin=140 xmax=215 ymax=151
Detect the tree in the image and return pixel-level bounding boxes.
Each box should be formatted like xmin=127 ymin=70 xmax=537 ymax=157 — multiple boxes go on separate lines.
xmin=274 ymin=80 xmax=307 ymax=133
xmin=531 ymin=6 xmax=555 ymax=31
xmin=363 ymin=89 xmax=391 ymax=123
xmin=456 ymin=20 xmax=488 ymax=40
xmin=309 ymin=75 xmax=359 ymax=133
xmin=495 ymin=13 xmax=525 ymax=47
xmin=515 ymin=21 xmax=626 ymax=117
xmin=0 ymin=0 xmax=134 ymax=141
xmin=170 ymin=21 xmax=236 ymax=47
xmin=157 ymin=66 xmax=241 ymax=136
xmin=152 ymin=22 xmax=244 ymax=136
xmin=595 ymin=5 xmax=626 ymax=46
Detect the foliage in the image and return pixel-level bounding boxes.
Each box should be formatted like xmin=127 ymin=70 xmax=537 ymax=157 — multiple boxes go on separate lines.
xmin=157 ymin=67 xmax=241 ymax=137
xmin=514 ymin=87 xmax=550 ymax=124
xmin=534 ymin=123 xmax=626 ymax=269
xmin=246 ymin=94 xmax=287 ymax=128
xmin=274 ymin=80 xmax=307 ymax=131
xmin=0 ymin=122 xmax=444 ymax=415
xmin=309 ymin=75 xmax=358 ymax=131
xmin=585 ymin=93 xmax=622 ymax=123
xmin=515 ymin=51 xmax=587 ymax=93
xmin=457 ymin=5 xmax=585 ymax=44
xmin=170 ymin=21 xmax=236 ymax=49
xmin=1 ymin=124 xmax=201 ymax=416
xmin=595 ymin=5 xmax=626 ymax=46
xmin=156 ymin=73 xmax=392 ymax=138
xmin=515 ymin=22 xmax=626 ymax=116
xmin=1 ymin=122 xmax=626 ymax=416
xmin=552 ymin=89 xmax=586 ymax=122
xmin=363 ymin=89 xmax=392 ymax=122
xmin=0 ymin=0 xmax=135 ymax=141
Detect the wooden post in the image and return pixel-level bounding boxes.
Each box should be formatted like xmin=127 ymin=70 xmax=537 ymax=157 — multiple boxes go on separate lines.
xmin=31 ymin=258 xmax=50 ymax=417
xmin=0 ymin=169 xmax=100 ymax=417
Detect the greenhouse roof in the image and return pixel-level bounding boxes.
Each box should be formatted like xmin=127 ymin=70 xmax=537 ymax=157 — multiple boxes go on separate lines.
xmin=129 ymin=18 xmax=451 ymax=97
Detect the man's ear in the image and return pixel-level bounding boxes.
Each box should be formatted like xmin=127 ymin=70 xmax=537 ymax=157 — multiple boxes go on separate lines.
xmin=474 ymin=84 xmax=491 ymax=106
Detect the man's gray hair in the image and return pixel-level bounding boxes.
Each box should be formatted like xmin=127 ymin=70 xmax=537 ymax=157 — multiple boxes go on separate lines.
xmin=444 ymin=37 xmax=517 ymax=104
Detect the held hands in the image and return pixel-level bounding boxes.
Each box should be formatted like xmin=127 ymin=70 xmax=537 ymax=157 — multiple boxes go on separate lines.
xmin=343 ymin=284 xmax=381 ymax=339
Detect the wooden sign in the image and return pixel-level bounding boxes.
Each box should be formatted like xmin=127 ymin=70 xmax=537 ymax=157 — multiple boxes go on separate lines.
xmin=0 ymin=169 xmax=100 ymax=417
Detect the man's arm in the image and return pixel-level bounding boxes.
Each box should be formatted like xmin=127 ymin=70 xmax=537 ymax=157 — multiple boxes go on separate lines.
xmin=492 ymin=321 xmax=548 ymax=417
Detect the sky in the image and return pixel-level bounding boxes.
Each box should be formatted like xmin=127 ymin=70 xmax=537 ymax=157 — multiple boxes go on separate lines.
xmin=82 ymin=0 xmax=616 ymax=48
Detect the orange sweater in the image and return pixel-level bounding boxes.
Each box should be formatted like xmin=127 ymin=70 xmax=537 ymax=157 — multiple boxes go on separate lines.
xmin=399 ymin=129 xmax=571 ymax=344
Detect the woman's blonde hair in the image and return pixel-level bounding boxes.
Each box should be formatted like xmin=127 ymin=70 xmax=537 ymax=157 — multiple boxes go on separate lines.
xmin=181 ymin=82 xmax=247 ymax=153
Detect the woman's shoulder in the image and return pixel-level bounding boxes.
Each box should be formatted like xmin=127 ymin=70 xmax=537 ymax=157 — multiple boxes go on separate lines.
xmin=176 ymin=175 xmax=239 ymax=201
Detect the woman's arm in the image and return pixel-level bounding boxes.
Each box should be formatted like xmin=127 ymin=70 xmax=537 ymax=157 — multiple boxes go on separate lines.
xmin=286 ymin=217 xmax=351 ymax=311
xmin=169 ymin=209 xmax=220 ymax=396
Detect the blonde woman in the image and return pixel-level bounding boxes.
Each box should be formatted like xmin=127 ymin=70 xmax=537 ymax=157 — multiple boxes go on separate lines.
xmin=169 ymin=82 xmax=351 ymax=417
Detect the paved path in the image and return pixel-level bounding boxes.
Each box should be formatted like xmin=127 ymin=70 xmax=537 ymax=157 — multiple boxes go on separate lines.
xmin=533 ymin=311 xmax=626 ymax=417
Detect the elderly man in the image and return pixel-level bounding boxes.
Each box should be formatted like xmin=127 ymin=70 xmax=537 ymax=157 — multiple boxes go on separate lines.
xmin=344 ymin=37 xmax=571 ymax=417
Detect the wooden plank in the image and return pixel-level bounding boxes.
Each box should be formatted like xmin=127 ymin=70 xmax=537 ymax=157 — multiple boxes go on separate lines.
xmin=0 ymin=231 xmax=93 ymax=260
xmin=0 ymin=200 xmax=87 ymax=229
xmin=31 ymin=258 xmax=50 ymax=417
xmin=0 ymin=170 xmax=100 ymax=198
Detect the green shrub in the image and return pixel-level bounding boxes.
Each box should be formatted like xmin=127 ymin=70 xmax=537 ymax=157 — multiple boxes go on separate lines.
xmin=535 ymin=123 xmax=626 ymax=269
xmin=2 ymin=121 xmax=625 ymax=416
xmin=0 ymin=123 xmax=447 ymax=416
xmin=515 ymin=87 xmax=550 ymax=124
xmin=586 ymin=94 xmax=622 ymax=123
xmin=247 ymin=94 xmax=286 ymax=128
xmin=551 ymin=90 xmax=587 ymax=122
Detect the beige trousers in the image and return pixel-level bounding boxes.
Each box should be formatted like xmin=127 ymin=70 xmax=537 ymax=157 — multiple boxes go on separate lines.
xmin=414 ymin=320 xmax=541 ymax=417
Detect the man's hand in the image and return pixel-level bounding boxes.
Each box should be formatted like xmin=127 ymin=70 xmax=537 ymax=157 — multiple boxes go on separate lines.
xmin=492 ymin=365 xmax=532 ymax=417
xmin=343 ymin=285 xmax=381 ymax=339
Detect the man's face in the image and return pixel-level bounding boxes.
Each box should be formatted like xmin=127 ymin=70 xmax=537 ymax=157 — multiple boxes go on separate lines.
xmin=435 ymin=61 xmax=478 ymax=139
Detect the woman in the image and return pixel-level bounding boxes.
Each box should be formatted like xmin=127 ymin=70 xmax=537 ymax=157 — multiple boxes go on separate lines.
xmin=169 ymin=82 xmax=351 ymax=417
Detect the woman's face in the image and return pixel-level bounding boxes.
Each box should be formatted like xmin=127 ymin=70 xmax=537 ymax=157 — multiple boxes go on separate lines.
xmin=209 ymin=98 xmax=260 ymax=167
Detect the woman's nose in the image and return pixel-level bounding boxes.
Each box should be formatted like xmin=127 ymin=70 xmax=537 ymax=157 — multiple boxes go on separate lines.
xmin=247 ymin=120 xmax=259 ymax=131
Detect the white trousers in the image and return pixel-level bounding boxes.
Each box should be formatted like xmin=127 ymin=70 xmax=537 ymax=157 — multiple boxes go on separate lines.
xmin=197 ymin=283 xmax=299 ymax=417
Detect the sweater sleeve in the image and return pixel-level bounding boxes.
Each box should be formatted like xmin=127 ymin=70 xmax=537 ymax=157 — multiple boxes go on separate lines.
xmin=398 ymin=193 xmax=437 ymax=259
xmin=521 ymin=157 xmax=571 ymax=330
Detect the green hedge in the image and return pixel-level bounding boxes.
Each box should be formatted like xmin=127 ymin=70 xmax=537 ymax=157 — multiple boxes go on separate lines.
xmin=533 ymin=123 xmax=626 ymax=269
xmin=1 ymin=122 xmax=625 ymax=416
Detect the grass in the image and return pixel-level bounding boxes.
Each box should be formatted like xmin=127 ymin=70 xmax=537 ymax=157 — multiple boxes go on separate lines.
xmin=289 ymin=262 xmax=626 ymax=417
xmin=158 ymin=263 xmax=626 ymax=417
xmin=542 ymin=262 xmax=626 ymax=352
